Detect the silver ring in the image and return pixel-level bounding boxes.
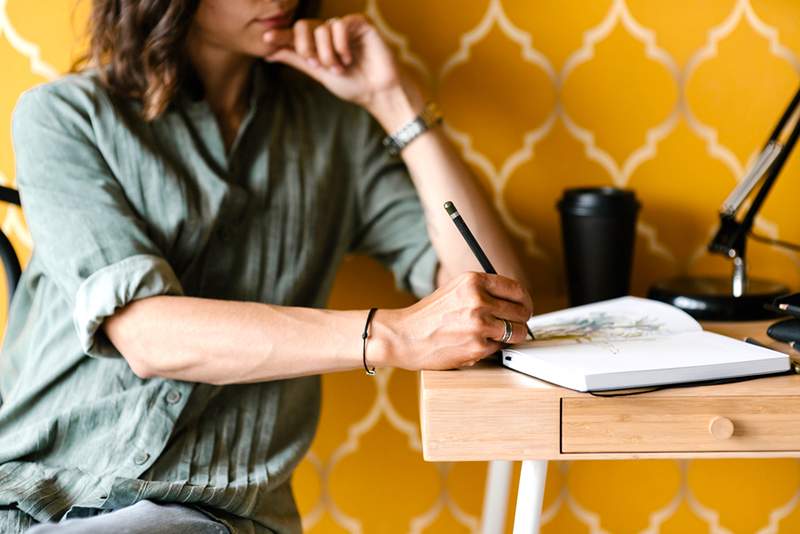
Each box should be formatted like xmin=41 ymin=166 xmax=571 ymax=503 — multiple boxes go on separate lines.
xmin=500 ymin=319 xmax=513 ymax=344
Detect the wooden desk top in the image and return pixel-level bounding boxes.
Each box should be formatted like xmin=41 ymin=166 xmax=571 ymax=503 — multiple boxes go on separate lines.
xmin=419 ymin=320 xmax=800 ymax=461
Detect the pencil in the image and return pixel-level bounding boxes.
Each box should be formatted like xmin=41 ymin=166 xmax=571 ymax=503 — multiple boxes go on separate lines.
xmin=443 ymin=200 xmax=535 ymax=341
xmin=778 ymin=303 xmax=800 ymax=316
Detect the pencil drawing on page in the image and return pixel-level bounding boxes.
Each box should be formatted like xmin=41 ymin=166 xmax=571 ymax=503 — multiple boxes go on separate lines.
xmin=530 ymin=312 xmax=666 ymax=354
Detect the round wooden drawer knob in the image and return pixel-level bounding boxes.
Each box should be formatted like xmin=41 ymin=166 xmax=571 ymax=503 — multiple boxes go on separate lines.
xmin=709 ymin=416 xmax=735 ymax=440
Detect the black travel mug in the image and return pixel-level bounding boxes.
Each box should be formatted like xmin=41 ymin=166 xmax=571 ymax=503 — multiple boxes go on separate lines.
xmin=557 ymin=187 xmax=640 ymax=306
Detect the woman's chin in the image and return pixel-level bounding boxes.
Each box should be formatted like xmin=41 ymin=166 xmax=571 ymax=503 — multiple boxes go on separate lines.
xmin=234 ymin=43 xmax=273 ymax=60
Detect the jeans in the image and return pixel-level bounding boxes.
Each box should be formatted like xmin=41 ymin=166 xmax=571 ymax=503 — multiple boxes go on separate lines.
xmin=22 ymin=500 xmax=230 ymax=533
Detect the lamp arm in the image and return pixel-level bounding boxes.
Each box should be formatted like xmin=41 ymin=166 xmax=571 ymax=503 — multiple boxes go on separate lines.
xmin=738 ymin=95 xmax=800 ymax=238
xmin=768 ymin=88 xmax=800 ymax=142
xmin=709 ymin=86 xmax=800 ymax=258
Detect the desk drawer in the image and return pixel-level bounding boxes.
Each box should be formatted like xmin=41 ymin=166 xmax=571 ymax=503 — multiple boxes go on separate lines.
xmin=562 ymin=396 xmax=800 ymax=453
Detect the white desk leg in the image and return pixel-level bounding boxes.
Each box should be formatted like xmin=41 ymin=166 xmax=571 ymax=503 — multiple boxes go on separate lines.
xmin=480 ymin=460 xmax=513 ymax=534
xmin=512 ymin=460 xmax=548 ymax=534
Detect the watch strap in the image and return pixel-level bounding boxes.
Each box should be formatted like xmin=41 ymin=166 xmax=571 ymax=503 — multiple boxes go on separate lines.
xmin=382 ymin=102 xmax=443 ymax=156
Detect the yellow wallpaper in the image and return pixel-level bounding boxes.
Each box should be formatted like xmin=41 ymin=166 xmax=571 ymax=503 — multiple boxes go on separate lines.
xmin=1 ymin=0 xmax=800 ymax=533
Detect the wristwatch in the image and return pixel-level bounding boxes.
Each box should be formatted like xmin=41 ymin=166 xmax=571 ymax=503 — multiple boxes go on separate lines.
xmin=382 ymin=101 xmax=443 ymax=156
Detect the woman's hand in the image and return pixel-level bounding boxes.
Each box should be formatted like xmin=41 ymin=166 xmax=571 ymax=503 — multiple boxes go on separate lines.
xmin=372 ymin=272 xmax=534 ymax=371
xmin=262 ymin=14 xmax=424 ymax=132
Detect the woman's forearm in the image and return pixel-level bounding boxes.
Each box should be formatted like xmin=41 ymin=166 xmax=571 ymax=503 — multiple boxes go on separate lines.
xmin=104 ymin=295 xmax=392 ymax=384
xmin=104 ymin=270 xmax=534 ymax=385
xmin=367 ymin=85 xmax=530 ymax=290
xmin=402 ymin=128 xmax=529 ymax=287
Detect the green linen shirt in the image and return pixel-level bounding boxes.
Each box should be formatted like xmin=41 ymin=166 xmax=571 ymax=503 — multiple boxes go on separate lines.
xmin=0 ymin=64 xmax=438 ymax=533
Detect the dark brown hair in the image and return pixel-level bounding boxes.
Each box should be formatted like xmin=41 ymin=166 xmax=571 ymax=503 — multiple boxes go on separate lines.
xmin=77 ymin=0 xmax=319 ymax=121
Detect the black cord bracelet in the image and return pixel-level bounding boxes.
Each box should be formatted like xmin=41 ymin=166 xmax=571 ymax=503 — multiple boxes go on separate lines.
xmin=362 ymin=307 xmax=378 ymax=376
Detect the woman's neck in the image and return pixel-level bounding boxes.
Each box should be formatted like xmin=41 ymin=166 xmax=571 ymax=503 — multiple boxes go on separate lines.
xmin=186 ymin=30 xmax=255 ymax=150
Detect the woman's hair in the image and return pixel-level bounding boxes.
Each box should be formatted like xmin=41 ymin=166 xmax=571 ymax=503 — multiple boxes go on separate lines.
xmin=77 ymin=0 xmax=319 ymax=121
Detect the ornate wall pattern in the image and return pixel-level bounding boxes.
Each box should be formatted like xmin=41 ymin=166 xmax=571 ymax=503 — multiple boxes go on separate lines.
xmin=1 ymin=0 xmax=800 ymax=532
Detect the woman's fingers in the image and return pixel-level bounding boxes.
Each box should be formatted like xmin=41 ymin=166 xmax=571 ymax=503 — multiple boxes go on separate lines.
xmin=450 ymin=272 xmax=532 ymax=346
xmin=330 ymin=18 xmax=352 ymax=66
xmin=314 ymin=22 xmax=344 ymax=72
xmin=489 ymin=318 xmax=528 ymax=345
xmin=265 ymin=19 xmax=351 ymax=73
xmin=455 ymin=272 xmax=533 ymax=320
xmin=265 ymin=48 xmax=316 ymax=76
xmin=293 ymin=19 xmax=319 ymax=67
xmin=482 ymin=294 xmax=531 ymax=324
xmin=262 ymin=28 xmax=294 ymax=52
xmin=479 ymin=274 xmax=533 ymax=316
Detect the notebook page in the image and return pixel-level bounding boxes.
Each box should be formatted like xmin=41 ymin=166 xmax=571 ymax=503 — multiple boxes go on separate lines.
xmin=523 ymin=296 xmax=701 ymax=350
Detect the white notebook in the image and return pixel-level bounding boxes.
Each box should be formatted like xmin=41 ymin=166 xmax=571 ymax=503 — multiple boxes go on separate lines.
xmin=501 ymin=297 xmax=791 ymax=392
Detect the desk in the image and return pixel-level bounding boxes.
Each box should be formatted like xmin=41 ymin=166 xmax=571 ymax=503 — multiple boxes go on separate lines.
xmin=419 ymin=320 xmax=800 ymax=533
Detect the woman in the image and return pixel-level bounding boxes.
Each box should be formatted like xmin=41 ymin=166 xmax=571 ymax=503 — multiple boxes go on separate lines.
xmin=0 ymin=0 xmax=533 ymax=532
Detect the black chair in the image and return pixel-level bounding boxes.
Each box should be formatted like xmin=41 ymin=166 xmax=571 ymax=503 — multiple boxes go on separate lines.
xmin=0 ymin=186 xmax=20 ymax=407
xmin=0 ymin=186 xmax=21 ymax=309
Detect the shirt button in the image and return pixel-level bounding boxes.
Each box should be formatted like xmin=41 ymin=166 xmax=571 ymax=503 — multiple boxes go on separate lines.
xmin=166 ymin=390 xmax=182 ymax=404
xmin=133 ymin=452 xmax=150 ymax=465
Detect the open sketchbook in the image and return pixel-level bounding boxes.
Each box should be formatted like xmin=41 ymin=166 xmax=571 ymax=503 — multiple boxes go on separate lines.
xmin=501 ymin=297 xmax=790 ymax=392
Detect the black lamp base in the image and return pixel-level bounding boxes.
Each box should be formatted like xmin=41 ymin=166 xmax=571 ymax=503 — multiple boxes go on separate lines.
xmin=648 ymin=276 xmax=789 ymax=321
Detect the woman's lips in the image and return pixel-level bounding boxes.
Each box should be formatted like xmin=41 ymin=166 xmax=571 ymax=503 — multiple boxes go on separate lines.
xmin=255 ymin=12 xmax=294 ymax=30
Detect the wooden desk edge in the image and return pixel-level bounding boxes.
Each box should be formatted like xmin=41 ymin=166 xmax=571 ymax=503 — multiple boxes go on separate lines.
xmin=419 ymin=319 xmax=800 ymax=461
xmin=422 ymin=450 xmax=800 ymax=462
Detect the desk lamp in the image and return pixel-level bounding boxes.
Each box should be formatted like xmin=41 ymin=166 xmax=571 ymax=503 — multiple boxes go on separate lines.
xmin=649 ymin=87 xmax=800 ymax=320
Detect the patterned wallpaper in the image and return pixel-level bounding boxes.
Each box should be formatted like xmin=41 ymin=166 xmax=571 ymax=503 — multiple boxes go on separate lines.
xmin=2 ymin=0 xmax=800 ymax=533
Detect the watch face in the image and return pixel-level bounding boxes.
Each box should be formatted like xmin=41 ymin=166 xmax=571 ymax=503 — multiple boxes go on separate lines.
xmin=383 ymin=102 xmax=442 ymax=156
xmin=401 ymin=120 xmax=424 ymax=143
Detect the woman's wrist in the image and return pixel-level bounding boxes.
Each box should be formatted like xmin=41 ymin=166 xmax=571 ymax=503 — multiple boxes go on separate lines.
xmin=364 ymin=308 xmax=404 ymax=369
xmin=365 ymin=78 xmax=426 ymax=134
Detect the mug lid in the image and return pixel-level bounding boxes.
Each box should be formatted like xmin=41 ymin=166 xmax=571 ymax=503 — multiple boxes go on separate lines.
xmin=557 ymin=187 xmax=640 ymax=216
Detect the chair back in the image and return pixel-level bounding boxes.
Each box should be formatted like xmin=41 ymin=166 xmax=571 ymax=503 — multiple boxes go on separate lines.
xmin=0 ymin=186 xmax=21 ymax=312
xmin=0 ymin=186 xmax=21 ymax=406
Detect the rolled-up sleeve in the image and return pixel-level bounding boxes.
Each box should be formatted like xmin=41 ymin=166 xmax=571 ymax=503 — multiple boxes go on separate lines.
xmin=349 ymin=110 xmax=439 ymax=299
xmin=73 ymin=254 xmax=182 ymax=358
xmin=12 ymin=86 xmax=184 ymax=358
